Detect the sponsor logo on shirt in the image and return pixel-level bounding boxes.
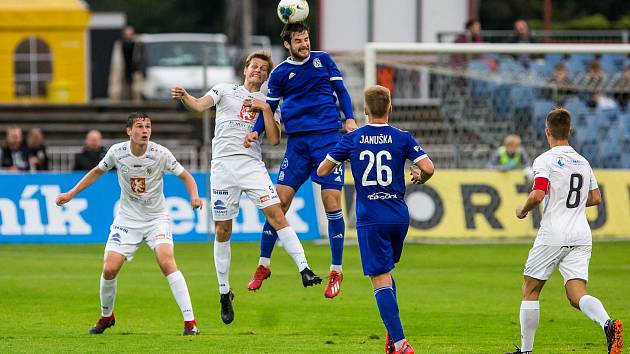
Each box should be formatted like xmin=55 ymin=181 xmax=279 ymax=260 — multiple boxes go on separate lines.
xmin=281 ymin=158 xmax=289 ymax=169
xmin=367 ymin=192 xmax=398 ymax=201
xmin=130 ymin=177 xmax=146 ymax=195
xmin=557 ymin=158 xmax=565 ymax=167
xmin=289 ymin=72 xmax=296 ymax=79
xmin=109 ymin=233 xmax=121 ymax=244
xmin=313 ymin=58 xmax=322 ymax=68
xmin=212 ymin=189 xmax=229 ymax=196
xmin=146 ymin=167 xmax=153 ymax=175
xmin=212 ymin=89 xmax=219 ymax=95
xmin=260 ymin=195 xmax=272 ymax=203
xmin=414 ymin=146 xmax=421 ymax=152
xmin=113 ymin=225 xmax=128 ymax=233
xmin=121 ymin=165 xmax=129 ymax=174
xmin=278 ymin=171 xmax=285 ymax=181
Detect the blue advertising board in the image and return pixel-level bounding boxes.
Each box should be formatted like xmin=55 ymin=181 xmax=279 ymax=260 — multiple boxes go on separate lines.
xmin=0 ymin=172 xmax=319 ymax=244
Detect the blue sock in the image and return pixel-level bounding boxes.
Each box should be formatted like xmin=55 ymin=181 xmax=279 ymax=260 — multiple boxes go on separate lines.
xmin=259 ymin=222 xmax=278 ymax=258
xmin=374 ymin=286 xmax=405 ymax=342
xmin=326 ymin=210 xmax=345 ymax=266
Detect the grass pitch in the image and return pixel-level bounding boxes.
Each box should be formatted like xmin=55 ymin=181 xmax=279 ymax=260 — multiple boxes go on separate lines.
xmin=0 ymin=241 xmax=628 ymax=353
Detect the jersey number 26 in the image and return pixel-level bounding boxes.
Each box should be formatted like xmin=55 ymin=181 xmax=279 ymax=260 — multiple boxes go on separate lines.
xmin=359 ymin=150 xmax=392 ymax=187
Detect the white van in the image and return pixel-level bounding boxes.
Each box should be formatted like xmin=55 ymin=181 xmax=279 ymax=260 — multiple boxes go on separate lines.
xmin=138 ymin=33 xmax=236 ymax=100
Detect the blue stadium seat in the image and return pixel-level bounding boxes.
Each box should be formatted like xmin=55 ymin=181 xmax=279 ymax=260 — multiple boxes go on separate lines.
xmin=600 ymin=137 xmax=622 ymax=168
xmin=600 ymin=54 xmax=626 ymax=74
xmin=545 ymin=53 xmax=564 ymax=68
xmin=533 ymin=99 xmax=554 ymax=136
xmin=564 ymin=97 xmax=589 ymax=116
xmin=621 ymin=137 xmax=630 ymax=168
xmin=578 ymin=139 xmax=600 ymax=167
xmin=597 ymin=106 xmax=621 ymax=126
xmin=509 ymin=85 xmax=535 ymax=109
xmin=531 ymin=62 xmax=552 ymax=79
xmin=492 ymin=83 xmax=511 ymax=115
xmin=499 ymin=58 xmax=526 ymax=75
xmin=566 ymin=54 xmax=593 ymax=75
xmin=468 ymin=59 xmax=491 ymax=73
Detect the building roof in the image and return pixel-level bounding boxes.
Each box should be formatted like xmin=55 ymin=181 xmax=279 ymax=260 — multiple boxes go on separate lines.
xmin=0 ymin=0 xmax=89 ymax=29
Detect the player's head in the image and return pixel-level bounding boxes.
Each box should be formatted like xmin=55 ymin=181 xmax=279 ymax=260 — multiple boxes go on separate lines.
xmin=364 ymin=85 xmax=392 ymax=121
xmin=126 ymin=112 xmax=151 ymax=145
xmin=243 ymin=51 xmax=274 ymax=87
xmin=281 ymin=22 xmax=310 ymax=60
xmin=545 ymin=108 xmax=572 ymax=145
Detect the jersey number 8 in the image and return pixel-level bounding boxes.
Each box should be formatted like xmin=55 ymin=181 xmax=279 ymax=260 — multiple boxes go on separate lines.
xmin=359 ymin=150 xmax=392 ymax=187
xmin=566 ymin=173 xmax=583 ymax=209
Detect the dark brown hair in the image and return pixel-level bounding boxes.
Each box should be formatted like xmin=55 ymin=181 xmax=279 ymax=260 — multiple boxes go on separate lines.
xmin=546 ymin=108 xmax=572 ymax=140
xmin=126 ymin=112 xmax=151 ymax=128
xmin=281 ymin=22 xmax=310 ymax=43
xmin=364 ymin=85 xmax=391 ymax=117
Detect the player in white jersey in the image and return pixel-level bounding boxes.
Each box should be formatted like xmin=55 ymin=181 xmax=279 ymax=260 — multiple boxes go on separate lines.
xmin=507 ymin=108 xmax=622 ymax=354
xmin=56 ymin=112 xmax=202 ymax=336
xmin=171 ymin=51 xmax=321 ymax=325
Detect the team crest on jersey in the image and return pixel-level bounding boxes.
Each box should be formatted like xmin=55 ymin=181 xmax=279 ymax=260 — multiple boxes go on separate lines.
xmin=146 ymin=167 xmax=153 ymax=175
xmin=281 ymin=158 xmax=289 ymax=169
xmin=130 ymin=177 xmax=146 ymax=195
xmin=313 ymin=58 xmax=322 ymax=68
xmin=239 ymin=104 xmax=257 ymax=123
xmin=121 ymin=165 xmax=129 ymax=174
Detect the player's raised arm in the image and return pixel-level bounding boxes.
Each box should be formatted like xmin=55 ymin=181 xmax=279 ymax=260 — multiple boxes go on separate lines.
xmin=55 ymin=166 xmax=105 ymax=205
xmin=177 ymin=169 xmax=203 ymax=209
xmin=171 ymin=85 xmax=215 ymax=112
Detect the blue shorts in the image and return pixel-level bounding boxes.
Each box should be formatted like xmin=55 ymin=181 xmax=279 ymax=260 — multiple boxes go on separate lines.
xmin=276 ymin=130 xmax=344 ymax=191
xmin=357 ymin=224 xmax=409 ymax=276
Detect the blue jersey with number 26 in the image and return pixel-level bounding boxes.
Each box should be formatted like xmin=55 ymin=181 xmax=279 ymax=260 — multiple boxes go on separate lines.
xmin=326 ymin=124 xmax=427 ymax=227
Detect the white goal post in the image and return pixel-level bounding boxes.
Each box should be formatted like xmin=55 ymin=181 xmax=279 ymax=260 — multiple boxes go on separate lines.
xmin=364 ymin=42 xmax=630 ymax=87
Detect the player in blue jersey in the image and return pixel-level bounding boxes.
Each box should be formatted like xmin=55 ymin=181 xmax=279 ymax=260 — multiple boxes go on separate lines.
xmin=318 ymin=85 xmax=434 ymax=354
xmin=244 ymin=22 xmax=356 ymax=298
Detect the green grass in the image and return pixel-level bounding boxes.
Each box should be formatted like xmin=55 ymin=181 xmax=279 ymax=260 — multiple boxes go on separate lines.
xmin=0 ymin=241 xmax=628 ymax=353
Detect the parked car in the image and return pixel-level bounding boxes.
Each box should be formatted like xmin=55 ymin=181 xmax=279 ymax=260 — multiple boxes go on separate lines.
xmin=138 ymin=33 xmax=236 ymax=99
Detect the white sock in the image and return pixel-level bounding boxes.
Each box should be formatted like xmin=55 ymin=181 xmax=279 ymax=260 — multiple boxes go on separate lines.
xmin=276 ymin=226 xmax=308 ymax=271
xmin=100 ymin=275 xmax=117 ymax=317
xmin=214 ymin=239 xmax=231 ymax=295
xmin=166 ymin=271 xmax=195 ymax=321
xmin=520 ymin=300 xmax=540 ymax=352
xmin=258 ymin=257 xmax=271 ymax=268
xmin=394 ymin=339 xmax=406 ymax=350
xmin=330 ymin=264 xmax=342 ymax=273
xmin=579 ymin=295 xmax=610 ymax=329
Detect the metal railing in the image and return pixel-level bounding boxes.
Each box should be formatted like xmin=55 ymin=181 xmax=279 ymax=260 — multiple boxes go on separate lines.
xmin=437 ymin=30 xmax=630 ymax=44
xmin=48 ymin=145 xmax=200 ymax=172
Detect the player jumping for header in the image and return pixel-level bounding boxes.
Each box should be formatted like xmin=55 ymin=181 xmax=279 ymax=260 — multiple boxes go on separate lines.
xmin=244 ymin=22 xmax=357 ymax=298
xmin=171 ymin=50 xmax=321 ymax=325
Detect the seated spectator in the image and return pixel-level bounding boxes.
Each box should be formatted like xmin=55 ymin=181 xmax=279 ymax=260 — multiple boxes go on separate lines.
xmin=507 ymin=19 xmax=536 ymax=68
xmin=26 ymin=128 xmax=49 ymax=171
xmin=73 ymin=129 xmax=106 ymax=171
xmin=487 ymin=134 xmax=530 ymax=172
xmin=611 ymin=65 xmax=630 ymax=110
xmin=450 ymin=19 xmax=484 ymax=71
xmin=546 ymin=63 xmax=575 ymax=103
xmin=0 ymin=126 xmax=29 ymax=171
xmin=577 ymin=60 xmax=607 ymax=91
xmin=588 ymin=91 xmax=618 ymax=110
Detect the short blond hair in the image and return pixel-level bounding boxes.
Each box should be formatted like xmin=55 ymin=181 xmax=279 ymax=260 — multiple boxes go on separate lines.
xmin=244 ymin=50 xmax=274 ymax=71
xmin=364 ymin=85 xmax=391 ymax=117
xmin=503 ymin=134 xmax=521 ymax=147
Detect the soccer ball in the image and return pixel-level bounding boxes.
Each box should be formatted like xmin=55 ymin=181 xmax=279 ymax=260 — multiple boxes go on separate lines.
xmin=277 ymin=0 xmax=309 ymax=24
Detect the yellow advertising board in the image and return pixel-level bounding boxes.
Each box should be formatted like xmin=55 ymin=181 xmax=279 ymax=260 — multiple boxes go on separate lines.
xmin=341 ymin=170 xmax=630 ymax=240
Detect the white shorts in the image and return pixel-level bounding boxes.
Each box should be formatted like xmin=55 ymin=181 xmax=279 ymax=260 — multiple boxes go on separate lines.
xmin=523 ymin=244 xmax=592 ymax=284
xmin=104 ymin=218 xmax=173 ymax=261
xmin=210 ymin=155 xmax=279 ymax=221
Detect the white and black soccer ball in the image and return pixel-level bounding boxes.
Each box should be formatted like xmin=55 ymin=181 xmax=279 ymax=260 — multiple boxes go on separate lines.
xmin=277 ymin=0 xmax=309 ymax=24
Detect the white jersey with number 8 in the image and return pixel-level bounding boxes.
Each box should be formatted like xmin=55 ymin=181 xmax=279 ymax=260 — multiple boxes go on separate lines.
xmin=532 ymin=145 xmax=598 ymax=246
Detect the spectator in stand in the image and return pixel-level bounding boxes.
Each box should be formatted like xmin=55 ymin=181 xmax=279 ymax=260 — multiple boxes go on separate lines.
xmin=487 ymin=134 xmax=531 ymax=179
xmin=508 ymin=19 xmax=536 ymax=68
xmin=454 ymin=19 xmax=483 ymax=43
xmin=578 ymin=60 xmax=607 ymax=92
xmin=589 ymin=91 xmax=619 ymax=110
xmin=0 ymin=126 xmax=29 ymax=171
xmin=611 ymin=65 xmax=630 ymax=111
xmin=451 ymin=20 xmax=484 ymax=74
xmin=546 ymin=63 xmax=575 ymax=103
xmin=74 ymin=129 xmax=107 ymax=171
xmin=26 ymin=128 xmax=49 ymax=171
xmin=109 ymin=25 xmax=144 ymax=101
